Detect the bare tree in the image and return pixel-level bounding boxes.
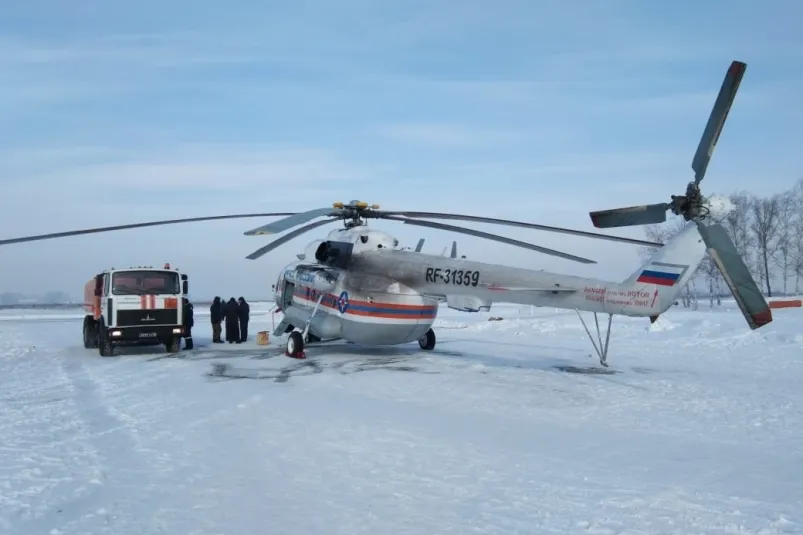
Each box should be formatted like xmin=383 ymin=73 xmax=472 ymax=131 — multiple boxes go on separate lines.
xmin=773 ymin=193 xmax=796 ymax=294
xmin=749 ymin=194 xmax=782 ymax=296
xmin=700 ymin=256 xmax=723 ymax=307
xmin=792 ymin=219 xmax=803 ymax=295
xmin=721 ymin=190 xmax=755 ymax=259
xmin=788 ymin=179 xmax=803 ymax=294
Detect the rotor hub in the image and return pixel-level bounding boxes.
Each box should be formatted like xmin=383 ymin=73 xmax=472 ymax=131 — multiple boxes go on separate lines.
xmin=331 ymin=201 xmax=381 ymax=228
xmin=670 ymin=182 xmax=706 ymax=221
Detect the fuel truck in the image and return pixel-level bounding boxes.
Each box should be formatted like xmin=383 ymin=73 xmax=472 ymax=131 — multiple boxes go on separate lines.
xmin=83 ymin=263 xmax=189 ymax=356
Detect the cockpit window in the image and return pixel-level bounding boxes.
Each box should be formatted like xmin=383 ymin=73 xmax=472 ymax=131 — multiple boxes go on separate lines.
xmin=360 ymin=235 xmax=369 ymax=243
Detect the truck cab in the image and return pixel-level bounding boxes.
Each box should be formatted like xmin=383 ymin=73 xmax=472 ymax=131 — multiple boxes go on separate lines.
xmin=83 ymin=264 xmax=189 ymax=356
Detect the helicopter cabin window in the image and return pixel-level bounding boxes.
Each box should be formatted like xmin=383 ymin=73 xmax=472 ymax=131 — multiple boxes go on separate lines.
xmin=360 ymin=235 xmax=369 ymax=244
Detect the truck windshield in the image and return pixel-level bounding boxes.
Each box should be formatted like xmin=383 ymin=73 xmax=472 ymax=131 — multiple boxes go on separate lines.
xmin=111 ymin=271 xmax=180 ymax=295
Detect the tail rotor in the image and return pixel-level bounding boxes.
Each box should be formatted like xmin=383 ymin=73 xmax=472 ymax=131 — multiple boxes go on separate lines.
xmin=588 ymin=61 xmax=771 ymax=330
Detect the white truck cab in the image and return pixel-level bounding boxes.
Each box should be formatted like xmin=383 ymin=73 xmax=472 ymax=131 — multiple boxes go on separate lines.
xmin=83 ymin=263 xmax=189 ymax=356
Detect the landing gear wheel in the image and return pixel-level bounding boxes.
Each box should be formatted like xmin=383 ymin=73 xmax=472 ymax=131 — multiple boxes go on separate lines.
xmin=165 ymin=336 xmax=182 ymax=354
xmin=286 ymin=331 xmax=306 ymax=359
xmin=418 ymin=328 xmax=436 ymax=350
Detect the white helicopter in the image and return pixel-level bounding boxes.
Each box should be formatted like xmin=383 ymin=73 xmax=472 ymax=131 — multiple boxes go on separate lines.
xmin=0 ymin=60 xmax=770 ymax=366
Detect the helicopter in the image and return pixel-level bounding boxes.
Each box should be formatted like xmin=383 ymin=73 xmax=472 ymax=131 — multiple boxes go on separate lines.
xmin=0 ymin=60 xmax=770 ymax=366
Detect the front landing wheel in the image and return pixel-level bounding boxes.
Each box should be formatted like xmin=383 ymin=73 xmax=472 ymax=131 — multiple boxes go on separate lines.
xmin=286 ymin=331 xmax=306 ymax=359
xmin=418 ymin=328 xmax=436 ymax=350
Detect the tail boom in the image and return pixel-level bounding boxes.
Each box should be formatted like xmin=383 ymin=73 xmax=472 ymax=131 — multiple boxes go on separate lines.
xmin=579 ymin=222 xmax=707 ymax=318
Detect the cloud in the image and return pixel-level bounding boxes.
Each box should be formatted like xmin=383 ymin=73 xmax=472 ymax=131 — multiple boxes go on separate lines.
xmin=0 ymin=144 xmax=377 ymax=222
xmin=0 ymin=32 xmax=265 ymax=68
xmin=1 ymin=1 xmax=801 ymax=300
xmin=374 ymin=122 xmax=531 ymax=148
xmin=7 ymin=145 xmax=366 ymax=190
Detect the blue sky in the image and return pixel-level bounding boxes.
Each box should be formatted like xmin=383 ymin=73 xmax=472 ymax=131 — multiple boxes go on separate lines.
xmin=1 ymin=0 xmax=801 ymax=300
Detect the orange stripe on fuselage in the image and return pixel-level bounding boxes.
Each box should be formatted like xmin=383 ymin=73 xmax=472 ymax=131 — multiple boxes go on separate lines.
xmin=292 ymin=288 xmax=436 ymax=320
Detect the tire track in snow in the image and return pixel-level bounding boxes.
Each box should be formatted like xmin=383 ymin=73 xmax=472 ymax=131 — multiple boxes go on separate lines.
xmin=14 ymin=351 xmax=157 ymax=535
xmin=0 ymin=327 xmax=104 ymax=534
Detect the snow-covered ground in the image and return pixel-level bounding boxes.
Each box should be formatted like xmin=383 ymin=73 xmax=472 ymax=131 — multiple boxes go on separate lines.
xmin=1 ymin=301 xmax=801 ymax=535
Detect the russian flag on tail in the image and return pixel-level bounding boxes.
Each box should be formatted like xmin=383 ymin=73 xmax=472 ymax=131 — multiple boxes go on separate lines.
xmin=636 ymin=262 xmax=689 ymax=287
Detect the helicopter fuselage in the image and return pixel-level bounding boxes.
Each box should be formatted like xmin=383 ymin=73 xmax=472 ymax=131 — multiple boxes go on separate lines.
xmin=272 ymin=227 xmax=439 ymax=346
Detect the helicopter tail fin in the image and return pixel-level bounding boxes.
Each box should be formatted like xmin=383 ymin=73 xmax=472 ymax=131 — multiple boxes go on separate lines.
xmin=620 ymin=221 xmax=707 ymax=314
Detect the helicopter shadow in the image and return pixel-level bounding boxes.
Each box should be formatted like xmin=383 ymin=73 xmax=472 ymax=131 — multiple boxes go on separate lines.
xmin=205 ymin=350 xmax=444 ymax=383
xmin=300 ymin=342 xmax=465 ymax=359
xmin=200 ymin=337 xmax=480 ymax=382
xmin=432 ymin=338 xmax=626 ymax=377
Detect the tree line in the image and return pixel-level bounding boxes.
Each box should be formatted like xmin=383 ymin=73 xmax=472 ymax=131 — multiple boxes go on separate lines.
xmin=641 ymin=178 xmax=803 ymax=307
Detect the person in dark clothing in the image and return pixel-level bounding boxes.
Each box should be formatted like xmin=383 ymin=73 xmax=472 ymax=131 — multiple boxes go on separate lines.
xmin=210 ymin=296 xmax=223 ymax=343
xmin=225 ymin=297 xmax=240 ymax=343
xmin=237 ymin=297 xmax=250 ymax=342
xmin=182 ymin=297 xmax=194 ymax=349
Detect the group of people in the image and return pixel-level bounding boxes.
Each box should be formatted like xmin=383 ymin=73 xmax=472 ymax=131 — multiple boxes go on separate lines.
xmin=210 ymin=296 xmax=251 ymax=343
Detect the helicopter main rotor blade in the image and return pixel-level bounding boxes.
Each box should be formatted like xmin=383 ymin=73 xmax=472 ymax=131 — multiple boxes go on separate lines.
xmin=0 ymin=213 xmax=296 ymax=246
xmin=692 ymin=60 xmax=746 ymax=186
xmin=383 ymin=216 xmax=596 ymax=264
xmin=377 ymin=211 xmax=662 ymax=247
xmin=243 ymin=208 xmax=336 ymax=236
xmin=245 ymin=218 xmax=336 ymax=260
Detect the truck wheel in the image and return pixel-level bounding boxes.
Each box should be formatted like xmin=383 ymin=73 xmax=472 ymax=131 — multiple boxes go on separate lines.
xmin=98 ymin=337 xmax=114 ymax=357
xmin=165 ymin=336 xmax=181 ymax=354
xmin=83 ymin=320 xmax=98 ymax=349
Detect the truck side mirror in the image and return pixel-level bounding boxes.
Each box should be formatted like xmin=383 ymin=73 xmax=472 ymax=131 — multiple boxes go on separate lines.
xmin=182 ymin=281 xmax=189 ymax=294
xmin=181 ymin=274 xmax=188 ymax=281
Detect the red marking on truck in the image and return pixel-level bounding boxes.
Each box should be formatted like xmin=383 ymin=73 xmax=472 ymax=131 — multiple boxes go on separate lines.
xmin=164 ymin=297 xmax=178 ymax=309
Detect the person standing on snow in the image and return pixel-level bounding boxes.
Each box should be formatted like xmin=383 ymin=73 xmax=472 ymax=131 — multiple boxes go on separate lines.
xmin=210 ymin=296 xmax=223 ymax=343
xmin=225 ymin=297 xmax=240 ymax=343
xmin=237 ymin=297 xmax=250 ymax=342
xmin=182 ymin=297 xmax=194 ymax=350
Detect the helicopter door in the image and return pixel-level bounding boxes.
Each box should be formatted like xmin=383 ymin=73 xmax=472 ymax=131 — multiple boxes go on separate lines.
xmin=281 ymin=280 xmax=296 ymax=309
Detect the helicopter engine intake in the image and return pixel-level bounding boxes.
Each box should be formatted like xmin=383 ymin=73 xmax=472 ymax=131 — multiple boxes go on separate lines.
xmin=314 ymin=240 xmax=354 ymax=269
